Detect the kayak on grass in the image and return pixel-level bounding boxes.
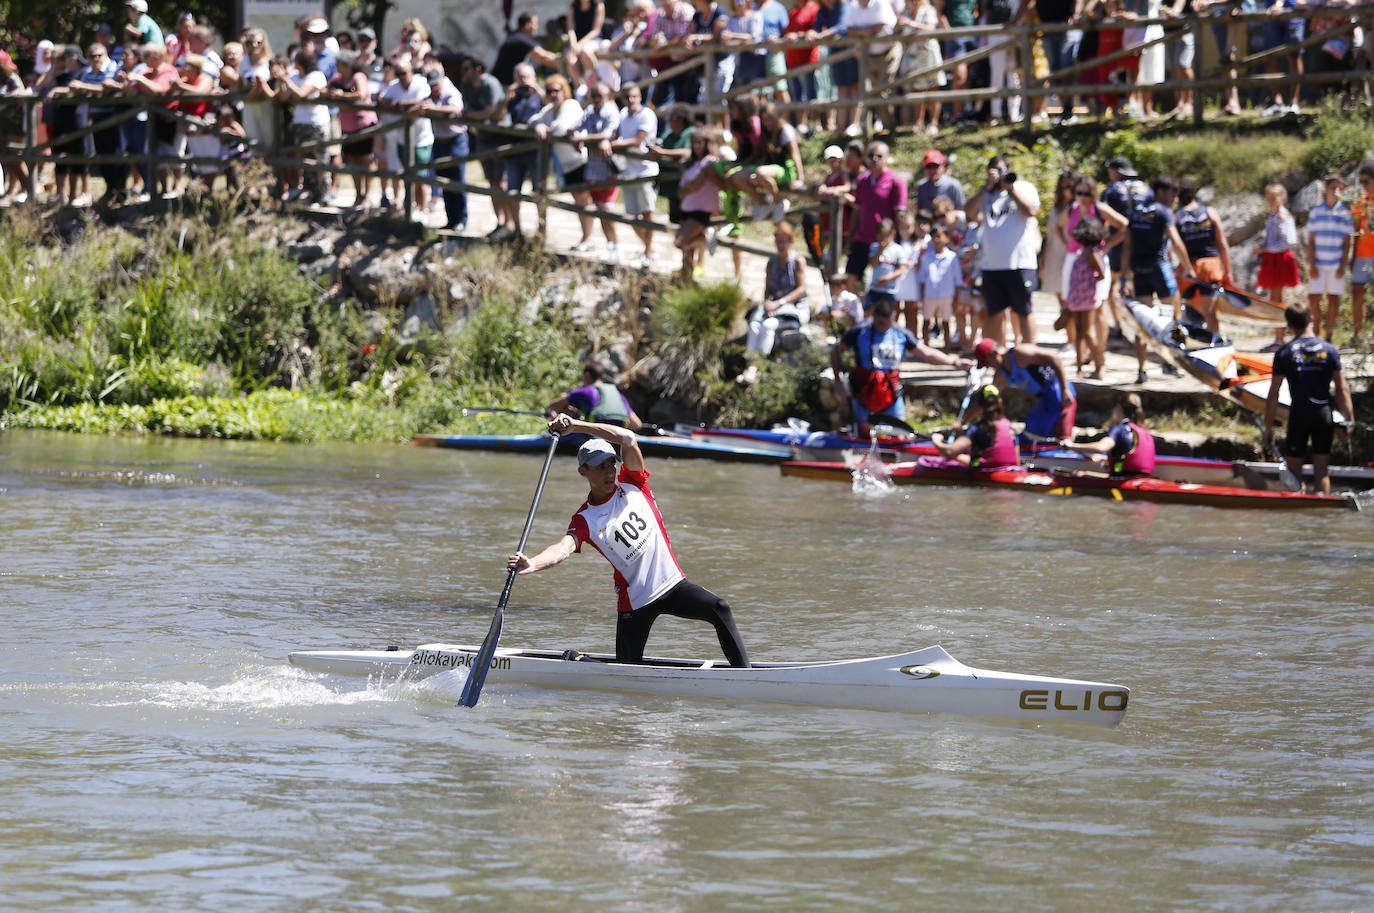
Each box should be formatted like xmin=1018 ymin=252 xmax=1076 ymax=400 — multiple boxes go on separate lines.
xmin=287 ymin=642 xmax=1130 ymax=727
xmin=780 ymin=455 xmax=1370 ymax=511
xmin=412 ymin=432 xmax=786 ymax=464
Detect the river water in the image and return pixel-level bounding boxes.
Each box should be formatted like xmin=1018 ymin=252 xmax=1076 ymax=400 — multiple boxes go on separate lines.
xmin=2 ymin=428 xmax=1371 ymax=912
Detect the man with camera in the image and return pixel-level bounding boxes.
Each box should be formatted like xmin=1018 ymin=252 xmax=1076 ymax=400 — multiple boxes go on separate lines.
xmin=965 ymin=154 xmax=1041 ymax=347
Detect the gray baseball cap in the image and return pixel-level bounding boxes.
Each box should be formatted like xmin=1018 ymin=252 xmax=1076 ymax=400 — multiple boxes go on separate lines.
xmin=577 ymin=439 xmax=617 ymax=468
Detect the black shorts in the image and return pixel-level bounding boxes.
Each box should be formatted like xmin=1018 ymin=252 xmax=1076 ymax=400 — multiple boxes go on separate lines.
xmin=679 ymin=209 xmax=712 ymax=229
xmin=845 ymin=239 xmax=872 ymax=279
xmin=982 ymin=268 xmax=1036 ymax=317
xmin=616 ymin=579 xmax=750 ymax=667
xmin=1133 ymin=262 xmax=1178 ymax=300
xmin=1286 ymin=404 xmax=1335 ymax=457
xmin=341 ymin=136 xmax=372 ymax=159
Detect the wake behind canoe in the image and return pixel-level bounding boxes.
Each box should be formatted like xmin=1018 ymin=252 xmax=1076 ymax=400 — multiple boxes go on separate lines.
xmin=288 ymin=642 xmax=1130 ymax=727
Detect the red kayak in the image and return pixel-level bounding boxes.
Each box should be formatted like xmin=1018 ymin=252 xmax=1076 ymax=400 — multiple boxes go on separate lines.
xmin=780 ymin=457 xmax=1369 ymax=512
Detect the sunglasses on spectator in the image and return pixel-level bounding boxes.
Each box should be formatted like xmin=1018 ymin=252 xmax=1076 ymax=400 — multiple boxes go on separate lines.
xmin=924 ymin=162 xmax=939 ymax=169
xmin=1076 ymin=190 xmax=1092 ymax=197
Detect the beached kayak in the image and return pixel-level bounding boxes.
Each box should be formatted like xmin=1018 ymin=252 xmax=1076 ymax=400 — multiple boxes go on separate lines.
xmin=780 ymin=457 xmax=1370 ymax=511
xmin=287 ymin=642 xmax=1130 ymax=727
xmin=413 ymin=432 xmax=786 ymax=463
xmin=1121 ymin=297 xmax=1288 ymax=418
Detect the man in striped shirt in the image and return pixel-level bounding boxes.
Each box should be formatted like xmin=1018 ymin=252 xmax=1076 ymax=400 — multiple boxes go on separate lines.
xmin=1305 ymin=173 xmax=1354 ymax=339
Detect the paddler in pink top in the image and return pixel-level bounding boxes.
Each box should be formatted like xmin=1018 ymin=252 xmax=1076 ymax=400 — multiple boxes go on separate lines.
xmin=1063 ymin=392 xmax=1157 ymax=477
xmin=931 ymin=385 xmax=1019 ymax=468
xmin=507 ymin=414 xmax=750 ymax=667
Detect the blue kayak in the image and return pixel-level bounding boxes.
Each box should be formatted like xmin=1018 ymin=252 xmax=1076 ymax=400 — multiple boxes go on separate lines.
xmin=412 ymin=432 xmax=787 ymax=464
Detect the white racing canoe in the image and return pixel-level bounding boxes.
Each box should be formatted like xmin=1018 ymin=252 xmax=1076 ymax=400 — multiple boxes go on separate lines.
xmin=288 ymin=643 xmax=1130 ymax=727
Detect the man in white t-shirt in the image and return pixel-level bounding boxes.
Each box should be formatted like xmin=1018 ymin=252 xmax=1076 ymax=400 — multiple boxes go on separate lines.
xmin=507 ymin=415 xmax=751 ymax=667
xmin=378 ymin=58 xmax=434 ymax=213
xmin=965 ymin=153 xmax=1041 ymax=346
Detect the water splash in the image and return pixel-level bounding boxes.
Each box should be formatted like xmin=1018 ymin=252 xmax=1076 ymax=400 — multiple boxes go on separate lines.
xmin=80 ymin=665 xmax=470 ymax=711
xmin=847 ymin=437 xmax=895 ymax=498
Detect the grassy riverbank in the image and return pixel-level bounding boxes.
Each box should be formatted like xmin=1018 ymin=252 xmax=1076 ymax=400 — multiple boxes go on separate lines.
xmin=0 ymin=205 xmax=589 ymax=441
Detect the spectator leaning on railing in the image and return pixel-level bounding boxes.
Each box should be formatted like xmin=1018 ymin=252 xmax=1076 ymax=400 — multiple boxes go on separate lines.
xmin=457 ymin=54 xmax=507 ymax=233
xmin=330 ymin=50 xmax=379 ymax=209
xmin=568 ymin=81 xmax=622 ymax=254
xmin=421 ymin=65 xmax=467 ymax=230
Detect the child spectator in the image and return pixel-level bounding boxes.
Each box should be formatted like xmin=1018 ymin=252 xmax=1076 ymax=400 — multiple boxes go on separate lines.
xmin=807 ymin=144 xmax=849 ymax=266
xmin=892 ymin=212 xmax=924 ymax=335
xmin=1065 ymin=216 xmax=1112 ymax=377
xmin=1258 ymin=182 xmax=1302 ymax=348
xmin=1305 ymin=173 xmax=1354 ymax=339
xmin=919 ymin=224 xmax=964 ymax=351
xmin=866 ymin=218 xmax=907 ymax=312
xmin=675 ymin=128 xmax=724 ymax=278
xmin=819 ymin=272 xmax=865 ymax=332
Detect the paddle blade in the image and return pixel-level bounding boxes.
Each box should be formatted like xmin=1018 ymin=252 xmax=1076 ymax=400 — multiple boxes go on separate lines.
xmin=1268 ymin=444 xmax=1303 ymax=493
xmin=456 ymin=606 xmax=503 ymax=707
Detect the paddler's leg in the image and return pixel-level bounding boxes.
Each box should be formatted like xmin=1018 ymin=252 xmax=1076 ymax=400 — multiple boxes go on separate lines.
xmin=620 ymin=581 xmax=750 ymax=668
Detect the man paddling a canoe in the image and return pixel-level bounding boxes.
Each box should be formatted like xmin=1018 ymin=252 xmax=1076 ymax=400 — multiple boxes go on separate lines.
xmin=1263 ymin=305 xmax=1356 ymax=495
xmin=507 ymin=414 xmax=751 ymax=667
xmin=545 ymin=361 xmax=643 ymax=430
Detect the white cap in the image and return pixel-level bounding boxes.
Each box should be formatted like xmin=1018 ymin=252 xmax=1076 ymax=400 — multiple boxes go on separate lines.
xmin=305 ymin=17 xmax=330 ymax=34
xmin=823 ymin=144 xmax=844 ymax=160
xmin=577 ymin=438 xmax=617 ymax=468
xmin=126 ymin=0 xmax=148 ymax=11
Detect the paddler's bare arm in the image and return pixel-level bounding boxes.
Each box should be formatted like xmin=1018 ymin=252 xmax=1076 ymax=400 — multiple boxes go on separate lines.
xmin=1261 ymin=372 xmax=1284 ymax=447
xmin=1333 ymin=370 xmax=1354 ymax=428
xmin=549 ymin=413 xmax=644 ymax=471
xmin=509 ymin=534 xmax=577 ymax=575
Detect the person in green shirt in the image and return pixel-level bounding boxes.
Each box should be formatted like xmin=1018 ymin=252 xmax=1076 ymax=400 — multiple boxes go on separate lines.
xmin=649 ymin=104 xmax=696 ymax=227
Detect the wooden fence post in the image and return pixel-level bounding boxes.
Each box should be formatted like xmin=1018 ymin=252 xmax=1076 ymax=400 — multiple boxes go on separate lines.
xmin=536 ymin=140 xmax=549 ymax=241
xmin=1192 ymin=16 xmax=1205 ymax=127
xmin=859 ymin=39 xmax=871 ymax=134
xmin=25 ymin=96 xmax=37 ymax=201
xmin=1021 ymin=24 xmax=1034 ymax=132
xmin=403 ymin=118 xmax=415 ymax=223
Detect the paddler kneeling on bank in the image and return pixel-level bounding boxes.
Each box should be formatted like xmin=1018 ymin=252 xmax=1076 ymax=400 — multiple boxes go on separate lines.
xmin=507 ymin=414 xmax=751 ymax=667
xmin=1061 ymin=392 xmax=1157 ymax=478
xmin=930 ymin=385 xmax=1020 ymax=468
xmin=546 ymin=360 xmax=643 ymax=430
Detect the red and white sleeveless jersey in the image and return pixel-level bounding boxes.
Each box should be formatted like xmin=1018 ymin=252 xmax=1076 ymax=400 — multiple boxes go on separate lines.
xmin=567 ymin=468 xmax=684 ymax=613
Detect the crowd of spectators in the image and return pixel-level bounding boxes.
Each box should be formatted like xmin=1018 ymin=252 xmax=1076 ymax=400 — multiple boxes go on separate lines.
xmin=2 ymin=0 xmax=1371 ymax=206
